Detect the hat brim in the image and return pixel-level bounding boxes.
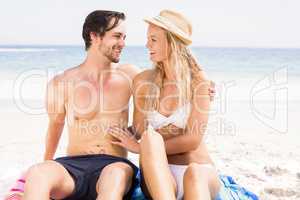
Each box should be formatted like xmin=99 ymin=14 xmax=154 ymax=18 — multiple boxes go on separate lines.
xmin=144 ymin=17 xmax=169 ymax=31
xmin=143 ymin=17 xmax=192 ymax=45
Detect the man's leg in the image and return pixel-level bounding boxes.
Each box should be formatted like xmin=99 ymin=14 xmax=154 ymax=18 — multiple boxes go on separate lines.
xmin=95 ymin=162 xmax=134 ymax=200
xmin=23 ymin=160 xmax=75 ymax=200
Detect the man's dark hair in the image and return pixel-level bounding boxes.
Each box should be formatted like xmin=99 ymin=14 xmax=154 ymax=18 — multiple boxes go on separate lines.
xmin=82 ymin=10 xmax=126 ymax=50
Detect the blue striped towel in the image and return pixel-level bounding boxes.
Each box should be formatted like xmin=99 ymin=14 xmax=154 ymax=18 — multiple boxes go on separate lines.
xmin=131 ymin=171 xmax=259 ymax=200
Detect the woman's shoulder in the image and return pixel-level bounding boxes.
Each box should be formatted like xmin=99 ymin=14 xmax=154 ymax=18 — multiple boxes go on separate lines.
xmin=132 ymin=69 xmax=156 ymax=94
xmin=133 ymin=69 xmax=155 ymax=84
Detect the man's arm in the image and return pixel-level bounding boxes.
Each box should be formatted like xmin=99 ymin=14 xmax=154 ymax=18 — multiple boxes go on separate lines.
xmin=43 ymin=76 xmax=66 ymax=160
xmin=163 ymin=79 xmax=211 ymax=155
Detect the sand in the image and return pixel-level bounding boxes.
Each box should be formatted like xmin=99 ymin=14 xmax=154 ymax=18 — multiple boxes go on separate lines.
xmin=0 ymin=96 xmax=299 ymax=200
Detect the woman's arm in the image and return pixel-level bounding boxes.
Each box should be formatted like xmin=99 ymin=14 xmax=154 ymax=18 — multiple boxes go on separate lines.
xmin=164 ymin=79 xmax=211 ymax=155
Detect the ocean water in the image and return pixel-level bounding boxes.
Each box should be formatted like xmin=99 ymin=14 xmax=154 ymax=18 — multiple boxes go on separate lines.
xmin=1 ymin=46 xmax=299 ymax=110
xmin=0 ymin=45 xmax=299 ymax=99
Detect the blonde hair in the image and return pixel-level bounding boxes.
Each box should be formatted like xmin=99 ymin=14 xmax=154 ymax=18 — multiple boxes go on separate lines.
xmin=144 ymin=31 xmax=204 ymax=112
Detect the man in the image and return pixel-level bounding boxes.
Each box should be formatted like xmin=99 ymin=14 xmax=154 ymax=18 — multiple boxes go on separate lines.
xmin=24 ymin=10 xmax=140 ymax=200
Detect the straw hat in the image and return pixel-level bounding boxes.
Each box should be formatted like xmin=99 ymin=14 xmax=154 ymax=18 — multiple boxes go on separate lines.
xmin=144 ymin=10 xmax=192 ymax=45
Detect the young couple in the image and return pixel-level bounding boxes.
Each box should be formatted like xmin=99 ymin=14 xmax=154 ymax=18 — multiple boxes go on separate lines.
xmin=22 ymin=9 xmax=220 ymax=200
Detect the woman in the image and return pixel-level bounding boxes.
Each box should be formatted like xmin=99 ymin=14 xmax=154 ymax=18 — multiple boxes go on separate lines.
xmin=109 ymin=10 xmax=220 ymax=200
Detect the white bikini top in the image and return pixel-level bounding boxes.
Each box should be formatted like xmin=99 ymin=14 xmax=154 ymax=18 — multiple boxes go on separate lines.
xmin=147 ymin=103 xmax=191 ymax=130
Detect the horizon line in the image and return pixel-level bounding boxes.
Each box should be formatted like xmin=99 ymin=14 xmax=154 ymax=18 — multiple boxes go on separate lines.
xmin=0 ymin=44 xmax=300 ymax=50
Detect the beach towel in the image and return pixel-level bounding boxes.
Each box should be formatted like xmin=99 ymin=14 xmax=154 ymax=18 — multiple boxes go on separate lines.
xmin=5 ymin=171 xmax=259 ymax=200
xmin=4 ymin=172 xmax=26 ymax=200
xmin=131 ymin=171 xmax=259 ymax=200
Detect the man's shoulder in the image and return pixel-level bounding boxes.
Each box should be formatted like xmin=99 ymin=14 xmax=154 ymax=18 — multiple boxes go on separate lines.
xmin=48 ymin=66 xmax=79 ymax=87
xmin=117 ymin=64 xmax=141 ymax=79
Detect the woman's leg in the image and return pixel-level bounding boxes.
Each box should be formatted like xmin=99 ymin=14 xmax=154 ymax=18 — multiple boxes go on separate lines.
xmin=140 ymin=130 xmax=177 ymax=200
xmin=183 ymin=163 xmax=221 ymax=200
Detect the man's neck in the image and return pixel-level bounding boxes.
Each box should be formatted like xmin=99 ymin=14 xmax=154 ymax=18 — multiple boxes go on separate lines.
xmin=81 ymin=51 xmax=115 ymax=81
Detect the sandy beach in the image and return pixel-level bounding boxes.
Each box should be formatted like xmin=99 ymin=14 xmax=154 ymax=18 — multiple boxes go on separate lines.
xmin=0 ymin=96 xmax=299 ymax=199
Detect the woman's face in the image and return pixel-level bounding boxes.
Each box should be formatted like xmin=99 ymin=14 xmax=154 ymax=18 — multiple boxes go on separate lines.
xmin=146 ymin=24 xmax=169 ymax=63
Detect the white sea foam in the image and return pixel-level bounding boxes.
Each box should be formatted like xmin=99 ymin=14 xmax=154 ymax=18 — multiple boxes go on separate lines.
xmin=0 ymin=48 xmax=57 ymax=52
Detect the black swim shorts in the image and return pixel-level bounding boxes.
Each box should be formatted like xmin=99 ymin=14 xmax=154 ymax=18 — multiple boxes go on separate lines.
xmin=54 ymin=154 xmax=138 ymax=200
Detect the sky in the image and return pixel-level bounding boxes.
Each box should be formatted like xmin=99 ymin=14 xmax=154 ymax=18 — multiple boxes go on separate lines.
xmin=0 ymin=0 xmax=299 ymax=48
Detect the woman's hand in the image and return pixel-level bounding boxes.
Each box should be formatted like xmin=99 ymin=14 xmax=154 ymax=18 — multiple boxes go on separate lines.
xmin=108 ymin=126 xmax=140 ymax=154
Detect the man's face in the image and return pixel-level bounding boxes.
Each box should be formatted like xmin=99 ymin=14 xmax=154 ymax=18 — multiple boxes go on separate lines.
xmin=98 ymin=19 xmax=127 ymax=63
